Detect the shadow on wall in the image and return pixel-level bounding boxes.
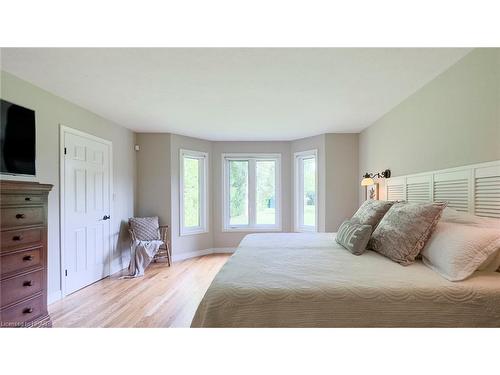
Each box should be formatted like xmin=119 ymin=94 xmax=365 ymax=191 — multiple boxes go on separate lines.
xmin=113 ymin=220 xmax=132 ymax=272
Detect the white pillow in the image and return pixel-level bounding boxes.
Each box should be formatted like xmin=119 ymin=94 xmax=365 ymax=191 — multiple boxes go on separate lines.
xmin=440 ymin=208 xmax=500 ymax=272
xmin=441 ymin=207 xmax=500 ymax=229
xmin=477 ymin=248 xmax=500 ymax=272
xmin=422 ymin=222 xmax=500 ymax=281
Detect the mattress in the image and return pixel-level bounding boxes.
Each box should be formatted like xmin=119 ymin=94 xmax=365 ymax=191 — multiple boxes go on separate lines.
xmin=191 ymin=233 xmax=500 ymax=327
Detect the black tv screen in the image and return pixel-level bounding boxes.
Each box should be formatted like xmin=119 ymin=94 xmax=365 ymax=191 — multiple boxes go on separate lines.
xmin=0 ymin=99 xmax=36 ymax=176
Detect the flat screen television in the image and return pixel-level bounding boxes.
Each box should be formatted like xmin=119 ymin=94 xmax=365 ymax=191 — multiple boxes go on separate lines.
xmin=0 ymin=99 xmax=36 ymax=176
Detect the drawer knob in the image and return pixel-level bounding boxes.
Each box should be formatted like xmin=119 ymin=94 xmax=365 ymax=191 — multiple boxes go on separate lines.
xmin=23 ymin=280 xmax=33 ymax=287
xmin=25 ymin=197 xmax=32 ymax=201
xmin=23 ymin=255 xmax=34 ymax=261
xmin=16 ymin=213 xmax=25 ymax=219
xmin=13 ymin=235 xmax=23 ymax=241
xmin=23 ymin=308 xmax=34 ymax=314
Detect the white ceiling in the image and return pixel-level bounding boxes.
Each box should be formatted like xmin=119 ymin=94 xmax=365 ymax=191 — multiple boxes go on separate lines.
xmin=1 ymin=48 xmax=471 ymax=141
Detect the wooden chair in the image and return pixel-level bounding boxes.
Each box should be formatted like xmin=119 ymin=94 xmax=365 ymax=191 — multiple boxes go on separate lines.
xmin=128 ymin=223 xmax=172 ymax=267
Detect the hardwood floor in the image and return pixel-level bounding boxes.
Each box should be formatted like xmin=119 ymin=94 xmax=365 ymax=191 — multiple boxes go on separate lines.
xmin=49 ymin=254 xmax=230 ymax=327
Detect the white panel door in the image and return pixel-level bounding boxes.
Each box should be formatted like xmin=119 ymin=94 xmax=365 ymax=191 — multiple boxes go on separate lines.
xmin=63 ymin=130 xmax=111 ymax=295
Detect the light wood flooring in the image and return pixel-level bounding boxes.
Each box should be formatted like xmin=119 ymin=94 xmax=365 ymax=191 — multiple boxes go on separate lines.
xmin=49 ymin=254 xmax=230 ymax=327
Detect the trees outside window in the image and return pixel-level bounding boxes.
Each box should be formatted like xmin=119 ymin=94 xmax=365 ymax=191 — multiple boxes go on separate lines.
xmin=180 ymin=149 xmax=208 ymax=235
xmin=223 ymin=154 xmax=280 ymax=231
xmin=295 ymin=150 xmax=317 ymax=232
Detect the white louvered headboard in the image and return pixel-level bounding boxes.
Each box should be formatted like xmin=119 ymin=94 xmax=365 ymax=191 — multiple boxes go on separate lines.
xmin=385 ymin=160 xmax=500 ymax=218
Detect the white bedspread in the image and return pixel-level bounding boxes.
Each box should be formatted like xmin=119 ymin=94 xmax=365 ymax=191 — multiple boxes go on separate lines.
xmin=192 ymin=233 xmax=500 ymax=327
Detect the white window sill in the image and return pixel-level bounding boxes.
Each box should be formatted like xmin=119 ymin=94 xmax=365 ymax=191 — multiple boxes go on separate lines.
xmin=223 ymin=226 xmax=282 ymax=233
xmin=180 ymin=228 xmax=209 ymax=237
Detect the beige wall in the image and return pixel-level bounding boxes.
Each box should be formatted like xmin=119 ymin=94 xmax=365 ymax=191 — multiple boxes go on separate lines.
xmin=1 ymin=71 xmax=137 ymax=303
xmin=136 ymin=133 xmax=171 ymax=226
xmin=290 ymin=134 xmax=326 ymax=232
xmin=325 ymin=133 xmax=359 ymax=231
xmin=359 ymin=48 xmax=500 ymax=202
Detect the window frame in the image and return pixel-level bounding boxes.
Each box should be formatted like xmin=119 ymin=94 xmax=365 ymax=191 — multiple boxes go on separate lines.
xmin=294 ymin=149 xmax=318 ymax=232
xmin=222 ymin=153 xmax=281 ymax=232
xmin=179 ymin=149 xmax=208 ymax=236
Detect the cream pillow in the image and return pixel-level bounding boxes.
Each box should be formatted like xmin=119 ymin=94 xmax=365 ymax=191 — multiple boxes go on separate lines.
xmin=441 ymin=207 xmax=500 ymax=229
xmin=440 ymin=208 xmax=500 ymax=272
xmin=422 ymin=222 xmax=500 ymax=281
xmin=478 ymin=249 xmax=500 ymax=272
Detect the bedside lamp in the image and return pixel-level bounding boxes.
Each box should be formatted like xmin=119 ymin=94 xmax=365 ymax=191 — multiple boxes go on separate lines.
xmin=360 ymin=169 xmax=391 ymax=186
xmin=361 ymin=175 xmax=375 ymax=186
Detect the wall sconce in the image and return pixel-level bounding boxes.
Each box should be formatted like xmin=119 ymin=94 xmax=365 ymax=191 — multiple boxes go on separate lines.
xmin=361 ymin=169 xmax=391 ymax=186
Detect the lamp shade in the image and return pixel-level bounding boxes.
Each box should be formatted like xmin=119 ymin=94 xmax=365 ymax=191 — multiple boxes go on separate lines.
xmin=361 ymin=177 xmax=375 ymax=186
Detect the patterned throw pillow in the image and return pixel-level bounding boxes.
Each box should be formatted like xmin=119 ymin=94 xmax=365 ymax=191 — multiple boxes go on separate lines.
xmin=335 ymin=220 xmax=373 ymax=255
xmin=351 ymin=199 xmax=395 ymax=232
xmin=369 ymin=202 xmax=447 ymax=266
xmin=129 ymin=216 xmax=160 ymax=241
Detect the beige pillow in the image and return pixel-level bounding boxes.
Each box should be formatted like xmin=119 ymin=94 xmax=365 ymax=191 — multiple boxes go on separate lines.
xmin=422 ymin=222 xmax=500 ymax=281
xmin=351 ymin=199 xmax=395 ymax=232
xmin=129 ymin=216 xmax=160 ymax=241
xmin=335 ymin=220 xmax=372 ymax=256
xmin=369 ymin=202 xmax=447 ymax=266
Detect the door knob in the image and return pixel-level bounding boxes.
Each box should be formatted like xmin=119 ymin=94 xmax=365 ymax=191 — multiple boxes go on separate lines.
xmin=102 ymin=215 xmax=110 ymax=220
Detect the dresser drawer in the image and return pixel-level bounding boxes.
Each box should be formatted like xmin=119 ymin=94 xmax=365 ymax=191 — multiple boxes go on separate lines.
xmin=1 ymin=228 xmax=43 ymax=252
xmin=1 ymin=270 xmax=44 ymax=307
xmin=0 ymin=194 xmax=45 ymax=206
xmin=0 ymin=293 xmax=44 ymax=326
xmin=1 ymin=206 xmax=45 ymax=229
xmin=1 ymin=247 xmax=43 ymax=277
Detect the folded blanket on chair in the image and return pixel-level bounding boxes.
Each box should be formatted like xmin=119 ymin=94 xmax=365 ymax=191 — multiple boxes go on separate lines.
xmin=124 ymin=239 xmax=163 ymax=278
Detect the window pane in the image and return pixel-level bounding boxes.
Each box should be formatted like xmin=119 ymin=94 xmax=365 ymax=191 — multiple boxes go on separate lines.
xmin=229 ymin=160 xmax=248 ymax=225
xmin=183 ymin=157 xmax=200 ymax=227
xmin=256 ymin=160 xmax=276 ymax=225
xmin=303 ymin=157 xmax=316 ymax=227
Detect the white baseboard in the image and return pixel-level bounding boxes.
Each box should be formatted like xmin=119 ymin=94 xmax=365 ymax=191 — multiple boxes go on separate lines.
xmin=172 ymin=248 xmax=213 ymax=262
xmin=48 ymin=290 xmax=63 ymax=305
xmin=111 ymin=254 xmax=131 ymax=274
xmin=172 ymin=247 xmax=236 ymax=262
xmin=211 ymin=247 xmax=236 ymax=254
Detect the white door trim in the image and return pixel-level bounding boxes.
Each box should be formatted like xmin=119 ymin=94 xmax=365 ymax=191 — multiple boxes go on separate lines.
xmin=59 ymin=125 xmax=114 ymax=297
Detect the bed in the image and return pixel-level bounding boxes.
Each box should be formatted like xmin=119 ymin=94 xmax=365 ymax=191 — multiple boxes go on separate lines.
xmin=191 ymin=233 xmax=500 ymax=327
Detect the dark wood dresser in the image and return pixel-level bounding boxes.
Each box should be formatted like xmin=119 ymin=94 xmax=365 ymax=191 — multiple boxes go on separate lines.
xmin=1 ymin=181 xmax=53 ymax=327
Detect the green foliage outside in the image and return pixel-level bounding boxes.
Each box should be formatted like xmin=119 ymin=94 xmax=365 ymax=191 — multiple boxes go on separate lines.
xmin=184 ymin=156 xmax=315 ymax=228
xmin=229 ymin=160 xmax=249 ymax=224
xmin=183 ymin=157 xmax=200 ymax=227
xmin=303 ymin=158 xmax=316 ymax=226
xmin=229 ymin=160 xmax=277 ymax=225
xmin=256 ymin=161 xmax=276 ymax=225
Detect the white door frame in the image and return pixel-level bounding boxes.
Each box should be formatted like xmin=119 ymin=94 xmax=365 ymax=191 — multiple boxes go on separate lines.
xmin=59 ymin=125 xmax=113 ymax=297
